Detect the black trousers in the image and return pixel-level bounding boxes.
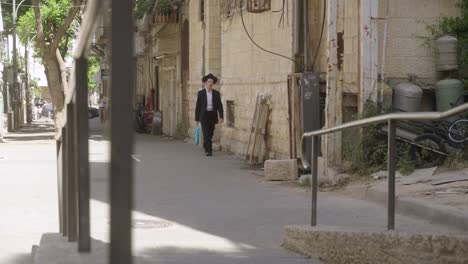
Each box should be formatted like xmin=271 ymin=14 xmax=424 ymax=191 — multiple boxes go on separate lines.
xmin=201 ymin=111 xmax=216 ymax=153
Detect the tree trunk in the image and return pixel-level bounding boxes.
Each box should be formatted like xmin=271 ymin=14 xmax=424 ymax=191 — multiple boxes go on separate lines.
xmin=44 ymin=51 xmax=65 ymax=131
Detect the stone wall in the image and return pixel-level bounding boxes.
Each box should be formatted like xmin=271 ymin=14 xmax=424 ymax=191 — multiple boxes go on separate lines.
xmin=218 ymin=0 xmax=295 ymax=158
xmin=380 ymin=0 xmax=461 ymax=88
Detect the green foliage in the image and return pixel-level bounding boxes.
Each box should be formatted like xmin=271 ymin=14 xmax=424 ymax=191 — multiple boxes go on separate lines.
xmin=134 ymin=0 xmax=174 ymax=19
xmin=343 ymin=103 xmax=416 ymax=176
xmin=16 ymin=0 xmax=78 ymax=58
xmin=425 ymin=0 xmax=468 ymax=77
xmin=0 ymin=0 xmax=32 ymax=35
xmin=444 ymin=144 xmax=468 ymax=169
xmin=87 ymin=56 xmax=100 ymax=92
xmin=30 ymin=78 xmax=41 ymax=98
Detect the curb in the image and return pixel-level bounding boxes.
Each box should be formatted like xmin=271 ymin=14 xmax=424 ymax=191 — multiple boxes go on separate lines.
xmin=284 ymin=225 xmax=468 ymax=264
xmin=352 ymin=184 xmax=468 ymax=231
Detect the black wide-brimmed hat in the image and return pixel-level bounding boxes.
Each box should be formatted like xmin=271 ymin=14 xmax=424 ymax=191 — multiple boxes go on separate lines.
xmin=202 ymin=73 xmax=218 ymax=84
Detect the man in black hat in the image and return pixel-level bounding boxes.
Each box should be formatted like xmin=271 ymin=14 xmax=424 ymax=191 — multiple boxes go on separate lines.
xmin=195 ymin=73 xmax=224 ymax=156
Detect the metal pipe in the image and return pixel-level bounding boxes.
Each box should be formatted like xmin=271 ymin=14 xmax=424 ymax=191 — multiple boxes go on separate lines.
xmin=67 ymin=102 xmax=77 ymax=241
xmin=379 ymin=0 xmax=390 ymax=103
xmin=387 ymin=119 xmax=396 ymax=230
xmin=62 ymin=127 xmax=68 ymax=236
xmin=75 ymin=58 xmax=90 ymax=252
xmin=303 ymin=0 xmax=309 ymax=71
xmin=110 ymin=0 xmax=135 ymax=262
xmin=12 ymin=0 xmax=18 ymax=129
xmin=57 ymin=138 xmax=63 ymax=234
xmin=305 ymin=103 xmax=468 ymax=138
xmin=301 ymin=102 xmax=468 ymax=169
xmin=311 ymin=135 xmax=319 ymax=226
xmin=293 ymin=0 xmax=301 ymax=56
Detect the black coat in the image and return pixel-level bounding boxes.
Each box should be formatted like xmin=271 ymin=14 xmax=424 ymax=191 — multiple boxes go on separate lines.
xmin=195 ymin=89 xmax=224 ymax=123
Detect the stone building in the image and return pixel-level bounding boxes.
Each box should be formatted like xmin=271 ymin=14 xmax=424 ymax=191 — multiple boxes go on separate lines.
xmin=134 ymin=0 xmax=461 ymax=178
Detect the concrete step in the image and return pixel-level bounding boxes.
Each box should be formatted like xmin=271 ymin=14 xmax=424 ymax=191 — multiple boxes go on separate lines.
xmin=32 ymin=233 xmax=108 ymax=264
xmin=30 ymin=245 xmax=38 ymax=264
xmin=284 ymin=225 xmax=468 ymax=264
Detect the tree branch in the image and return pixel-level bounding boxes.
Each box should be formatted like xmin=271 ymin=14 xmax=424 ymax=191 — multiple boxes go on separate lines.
xmin=51 ymin=0 xmax=83 ymax=51
xmin=31 ymin=0 xmax=46 ymax=53
xmin=56 ymin=49 xmax=68 ymax=94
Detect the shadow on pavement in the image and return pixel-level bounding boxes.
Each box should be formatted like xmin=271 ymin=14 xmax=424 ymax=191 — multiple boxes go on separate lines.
xmin=88 ymin=135 xmax=316 ymax=263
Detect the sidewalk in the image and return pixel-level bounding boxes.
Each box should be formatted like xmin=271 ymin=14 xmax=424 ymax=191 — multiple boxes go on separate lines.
xmin=0 ymin=121 xmax=57 ymax=264
xmin=37 ymin=133 xmax=461 ymax=263
xmin=3 ymin=121 xmax=467 ymax=263
xmin=339 ymin=167 xmax=468 ymax=231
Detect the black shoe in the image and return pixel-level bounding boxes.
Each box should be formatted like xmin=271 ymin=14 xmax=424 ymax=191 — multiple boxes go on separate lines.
xmin=206 ymin=152 xmax=212 ymax=156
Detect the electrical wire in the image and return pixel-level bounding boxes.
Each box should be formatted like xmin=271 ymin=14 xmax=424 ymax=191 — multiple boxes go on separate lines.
xmin=239 ymin=0 xmax=302 ymax=69
xmin=311 ymin=0 xmax=326 ymax=69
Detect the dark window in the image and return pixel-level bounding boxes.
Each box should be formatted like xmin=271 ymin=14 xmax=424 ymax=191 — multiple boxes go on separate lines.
xmin=226 ymin=100 xmax=235 ymax=127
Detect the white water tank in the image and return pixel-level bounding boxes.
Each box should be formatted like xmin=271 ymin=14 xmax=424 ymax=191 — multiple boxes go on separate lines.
xmin=393 ymin=83 xmax=423 ymax=112
xmin=435 ymin=35 xmax=458 ymax=71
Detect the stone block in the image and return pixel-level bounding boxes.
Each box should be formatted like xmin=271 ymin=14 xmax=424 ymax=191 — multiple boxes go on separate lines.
xmin=285 ymin=225 xmax=468 ymax=264
xmin=264 ymin=159 xmax=298 ymax=181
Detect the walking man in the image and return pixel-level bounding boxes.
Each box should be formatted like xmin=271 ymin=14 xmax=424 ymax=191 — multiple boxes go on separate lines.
xmin=195 ymin=73 xmax=224 ymax=156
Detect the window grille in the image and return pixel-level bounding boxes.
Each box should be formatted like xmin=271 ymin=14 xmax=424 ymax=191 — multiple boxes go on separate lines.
xmin=247 ymin=0 xmax=271 ymax=13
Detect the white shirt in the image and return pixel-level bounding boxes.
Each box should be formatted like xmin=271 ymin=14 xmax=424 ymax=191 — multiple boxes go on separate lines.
xmin=206 ymin=90 xmax=213 ymax=111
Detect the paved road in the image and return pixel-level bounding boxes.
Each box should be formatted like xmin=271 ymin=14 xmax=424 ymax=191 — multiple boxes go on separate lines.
xmin=0 ymin=122 xmax=57 ymax=264
xmin=87 ymin=134 xmax=460 ymax=263
xmin=1 ymin=120 xmax=462 ymax=264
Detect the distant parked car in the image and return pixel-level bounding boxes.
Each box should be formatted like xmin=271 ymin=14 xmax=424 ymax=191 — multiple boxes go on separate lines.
xmin=88 ymin=107 xmax=99 ymax=119
xmin=41 ymin=103 xmax=54 ymax=119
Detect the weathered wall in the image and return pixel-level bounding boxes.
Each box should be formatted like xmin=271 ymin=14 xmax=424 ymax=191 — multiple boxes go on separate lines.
xmin=187 ymin=0 xmax=222 ymax=141
xmin=135 ymin=18 xmax=182 ymax=137
xmin=151 ymin=23 xmax=182 ymax=136
xmin=381 ymin=0 xmax=461 ymax=88
xmin=317 ymin=0 xmax=461 ymax=171
xmin=218 ymin=0 xmax=295 ymax=158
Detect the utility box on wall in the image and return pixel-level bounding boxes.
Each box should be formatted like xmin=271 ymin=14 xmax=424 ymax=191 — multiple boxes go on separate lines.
xmin=301 ymin=72 xmax=321 ymax=165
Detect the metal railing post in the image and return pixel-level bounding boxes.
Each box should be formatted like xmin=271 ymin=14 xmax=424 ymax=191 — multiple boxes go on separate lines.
xmin=67 ymin=102 xmax=78 ymax=241
xmin=387 ymin=120 xmax=396 ymax=230
xmin=311 ymin=135 xmax=319 ymax=226
xmin=75 ymin=58 xmax=90 ymax=252
xmin=62 ymin=126 xmax=69 ymax=237
xmin=302 ymin=102 xmax=468 ymax=231
xmin=57 ymin=138 xmax=64 ymax=234
xmin=110 ymin=0 xmax=135 ymax=263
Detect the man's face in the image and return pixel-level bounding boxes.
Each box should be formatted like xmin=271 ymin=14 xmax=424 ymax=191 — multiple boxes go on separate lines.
xmin=205 ymin=79 xmax=215 ymax=89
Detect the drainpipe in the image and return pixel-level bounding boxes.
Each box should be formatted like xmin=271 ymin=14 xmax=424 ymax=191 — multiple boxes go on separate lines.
xmin=380 ymin=0 xmax=390 ymax=103
xmin=303 ymin=0 xmax=310 ymax=72
xmin=293 ymin=0 xmax=301 ymax=57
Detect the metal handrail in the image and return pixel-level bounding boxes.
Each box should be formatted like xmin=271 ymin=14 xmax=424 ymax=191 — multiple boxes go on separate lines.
xmin=301 ymin=102 xmax=468 ymax=230
xmin=58 ymin=0 xmax=105 ymax=253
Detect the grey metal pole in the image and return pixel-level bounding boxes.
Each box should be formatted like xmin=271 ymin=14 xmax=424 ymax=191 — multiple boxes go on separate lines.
xmin=25 ymin=39 xmax=31 ymax=124
xmin=75 ymin=58 xmax=90 ymax=252
xmin=12 ymin=0 xmax=19 ymax=130
xmin=57 ymin=138 xmax=64 ymax=234
xmin=303 ymin=0 xmax=309 ymax=71
xmin=62 ymin=127 xmax=69 ymax=236
xmin=387 ymin=120 xmax=396 ymax=230
xmin=311 ymin=135 xmax=318 ymax=226
xmin=110 ymin=0 xmax=135 ymax=263
xmin=67 ymin=102 xmax=78 ymax=241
